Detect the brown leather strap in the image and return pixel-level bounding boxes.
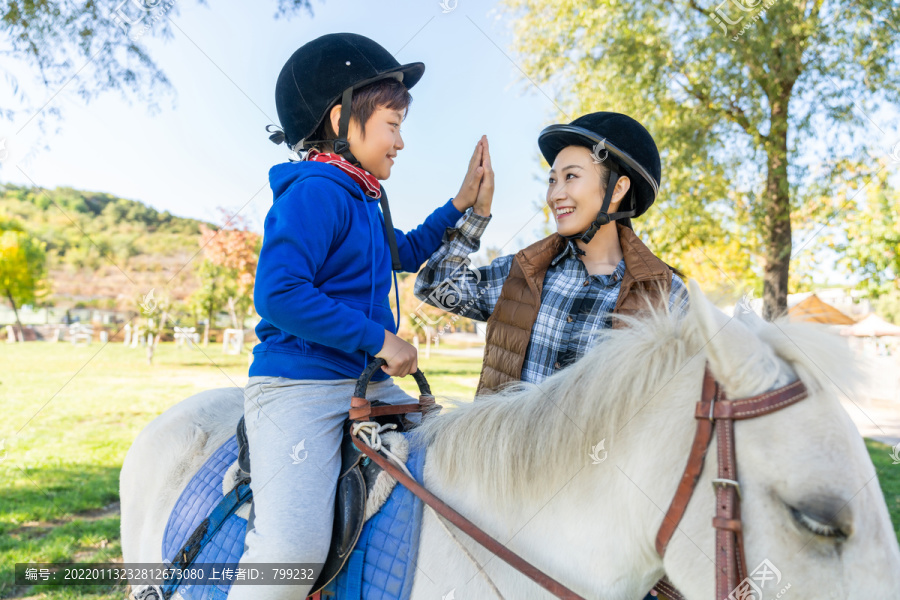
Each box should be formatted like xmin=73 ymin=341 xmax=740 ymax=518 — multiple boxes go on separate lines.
xmin=656 ymin=368 xmax=808 ymax=600
xmin=351 ymin=436 xmax=587 ymax=599
xmin=349 ymin=394 xmax=441 ymax=421
xmin=655 ymin=368 xmax=718 ymax=556
xmin=653 ymin=576 xmax=687 ymax=600
xmin=695 ymin=378 xmax=808 ymax=421
xmin=367 ymin=403 xmax=424 ymax=417
xmin=713 ymin=410 xmax=746 ymax=597
xmin=349 ymin=396 xmax=371 ymax=420
xmin=707 ymin=380 xmax=807 ymax=597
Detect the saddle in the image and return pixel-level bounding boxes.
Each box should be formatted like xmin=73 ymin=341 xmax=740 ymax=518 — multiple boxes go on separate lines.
xmin=235 ymin=381 xmax=435 ymax=596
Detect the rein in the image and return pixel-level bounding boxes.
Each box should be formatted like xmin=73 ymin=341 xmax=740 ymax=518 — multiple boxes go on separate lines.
xmin=350 ymin=358 xmax=586 ymax=599
xmin=351 ymin=360 xmax=808 ymax=600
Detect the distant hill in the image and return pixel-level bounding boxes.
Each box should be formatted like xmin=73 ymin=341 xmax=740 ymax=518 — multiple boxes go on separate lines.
xmin=0 ymin=182 xmax=215 ymax=310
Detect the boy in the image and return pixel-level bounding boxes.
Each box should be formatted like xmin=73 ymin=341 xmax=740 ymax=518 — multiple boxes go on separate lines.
xmin=231 ymin=33 xmax=485 ymax=600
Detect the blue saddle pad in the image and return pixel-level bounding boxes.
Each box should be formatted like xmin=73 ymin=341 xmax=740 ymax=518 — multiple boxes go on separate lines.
xmin=162 ymin=434 xmax=427 ymax=600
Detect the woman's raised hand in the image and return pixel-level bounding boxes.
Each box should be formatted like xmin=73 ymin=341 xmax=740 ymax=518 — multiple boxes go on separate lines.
xmin=473 ymin=136 xmax=493 ymax=217
xmin=451 ymin=136 xmax=486 ymax=213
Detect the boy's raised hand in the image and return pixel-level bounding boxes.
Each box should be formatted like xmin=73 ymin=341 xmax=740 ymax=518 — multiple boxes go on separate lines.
xmin=376 ymin=330 xmax=418 ymax=377
xmin=451 ymin=136 xmax=487 ymax=213
xmin=473 ymin=137 xmax=493 ymax=217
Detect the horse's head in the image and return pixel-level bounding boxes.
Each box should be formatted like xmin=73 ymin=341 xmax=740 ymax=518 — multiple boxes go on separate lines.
xmin=665 ymin=281 xmax=900 ymax=598
xmin=412 ymin=281 xmax=899 ymax=598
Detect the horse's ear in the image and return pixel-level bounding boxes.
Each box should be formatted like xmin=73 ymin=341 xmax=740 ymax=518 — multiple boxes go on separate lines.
xmin=685 ymin=280 xmax=784 ymax=398
xmin=733 ymin=293 xmax=766 ymax=329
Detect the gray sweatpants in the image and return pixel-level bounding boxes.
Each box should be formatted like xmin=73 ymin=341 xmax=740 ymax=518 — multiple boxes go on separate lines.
xmin=226 ymin=375 xmax=417 ymax=600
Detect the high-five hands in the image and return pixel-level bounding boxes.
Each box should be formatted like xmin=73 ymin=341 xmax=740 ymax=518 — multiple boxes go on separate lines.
xmin=472 ymin=137 xmax=493 ymax=217
xmin=452 ymin=135 xmax=494 ymax=217
xmin=386 ymin=136 xmax=494 ymax=379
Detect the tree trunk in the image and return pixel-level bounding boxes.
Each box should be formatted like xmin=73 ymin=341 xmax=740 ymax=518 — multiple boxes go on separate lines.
xmin=227 ymin=297 xmax=238 ymax=330
xmin=203 ymin=303 xmax=212 ymax=347
xmin=236 ymin=306 xmax=248 ymax=354
xmin=762 ymin=97 xmax=792 ymax=321
xmin=154 ymin=310 xmax=168 ymax=347
xmin=5 ymin=289 xmax=24 ymax=342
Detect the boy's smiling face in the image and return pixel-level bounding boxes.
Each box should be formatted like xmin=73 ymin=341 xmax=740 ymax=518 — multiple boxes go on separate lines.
xmin=340 ymin=106 xmax=405 ymax=180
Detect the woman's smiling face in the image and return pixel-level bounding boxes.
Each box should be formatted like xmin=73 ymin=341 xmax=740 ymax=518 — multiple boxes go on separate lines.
xmin=546 ymin=145 xmax=629 ymax=237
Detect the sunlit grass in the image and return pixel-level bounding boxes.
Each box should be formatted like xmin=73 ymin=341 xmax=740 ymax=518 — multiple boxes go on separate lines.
xmin=0 ymin=340 xmax=480 ymax=598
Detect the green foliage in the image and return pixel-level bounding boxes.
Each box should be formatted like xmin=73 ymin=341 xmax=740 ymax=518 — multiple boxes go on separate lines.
xmin=502 ymin=0 xmax=900 ymax=309
xmin=0 ymin=0 xmax=316 ymax=129
xmin=189 ymin=260 xmax=231 ymax=325
xmin=873 ymin=289 xmax=900 ymax=325
xmin=832 ymin=168 xmax=900 ymax=298
xmin=0 ymin=182 xmax=205 ymax=273
xmin=0 ymin=215 xmax=48 ymax=311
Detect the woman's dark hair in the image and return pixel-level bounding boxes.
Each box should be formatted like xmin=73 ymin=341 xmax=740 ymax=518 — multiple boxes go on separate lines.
xmin=593 ymin=155 xmax=684 ymax=276
xmin=307 ymin=78 xmax=412 ymax=152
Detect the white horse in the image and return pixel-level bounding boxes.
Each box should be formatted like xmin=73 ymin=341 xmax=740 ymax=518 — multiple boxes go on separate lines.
xmin=121 ymin=282 xmax=900 ymax=598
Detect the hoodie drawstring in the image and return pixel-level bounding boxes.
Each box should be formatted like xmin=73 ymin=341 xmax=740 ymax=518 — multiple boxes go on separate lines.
xmin=364 ymin=199 xmax=403 ymax=373
xmin=392 ymin=271 xmax=400 ymax=334
xmin=365 ymin=202 xmax=377 ymax=373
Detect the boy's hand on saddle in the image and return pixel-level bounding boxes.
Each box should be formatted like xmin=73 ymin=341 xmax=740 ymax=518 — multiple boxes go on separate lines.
xmin=473 ymin=136 xmax=493 ymax=217
xmin=376 ymin=330 xmax=419 ymax=377
xmin=451 ymin=136 xmax=487 ymax=213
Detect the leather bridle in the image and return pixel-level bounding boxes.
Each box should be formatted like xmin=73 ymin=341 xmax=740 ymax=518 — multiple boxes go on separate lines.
xmin=653 ymin=366 xmax=809 ymax=600
xmin=351 ymin=360 xmax=809 ymax=600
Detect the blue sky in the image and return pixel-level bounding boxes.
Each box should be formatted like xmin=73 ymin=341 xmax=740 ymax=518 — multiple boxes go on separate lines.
xmin=1 ymin=0 xmax=559 ymax=254
xmin=1 ymin=0 xmax=897 ymax=287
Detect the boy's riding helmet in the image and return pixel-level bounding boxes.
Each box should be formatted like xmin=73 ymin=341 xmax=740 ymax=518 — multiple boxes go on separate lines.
xmin=538 ymin=112 xmax=661 ymax=245
xmin=270 ymin=33 xmax=425 ymax=165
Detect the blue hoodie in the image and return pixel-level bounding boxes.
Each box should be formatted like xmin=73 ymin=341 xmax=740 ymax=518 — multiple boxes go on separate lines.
xmin=250 ymin=160 xmax=463 ymax=382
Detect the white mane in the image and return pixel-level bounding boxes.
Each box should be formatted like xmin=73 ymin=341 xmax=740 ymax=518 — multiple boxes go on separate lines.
xmin=412 ymin=282 xmax=861 ymax=508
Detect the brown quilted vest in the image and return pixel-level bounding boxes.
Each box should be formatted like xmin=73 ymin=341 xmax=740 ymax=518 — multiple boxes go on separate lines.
xmin=476 ymin=222 xmax=674 ymax=395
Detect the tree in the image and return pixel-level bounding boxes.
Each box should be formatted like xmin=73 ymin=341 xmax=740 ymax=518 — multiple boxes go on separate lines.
xmin=0 ymin=217 xmax=47 ymax=341
xmin=828 ymin=163 xmax=900 ymax=300
xmin=189 ymin=260 xmax=229 ymax=347
xmin=0 ymin=0 xmax=316 ymax=130
xmin=199 ymin=212 xmax=261 ymax=352
xmin=135 ymin=288 xmax=171 ymax=365
xmin=504 ymin=0 xmax=900 ymax=318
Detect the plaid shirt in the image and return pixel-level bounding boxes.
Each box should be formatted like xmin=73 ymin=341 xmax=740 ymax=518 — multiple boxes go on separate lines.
xmin=414 ymin=209 xmax=690 ymax=385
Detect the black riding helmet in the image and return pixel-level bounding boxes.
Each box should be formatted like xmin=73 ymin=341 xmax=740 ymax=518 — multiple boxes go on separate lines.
xmin=538 ymin=112 xmax=661 ymax=245
xmin=270 ymin=33 xmax=425 ymax=165
xmin=268 ymin=33 xmax=423 ymax=272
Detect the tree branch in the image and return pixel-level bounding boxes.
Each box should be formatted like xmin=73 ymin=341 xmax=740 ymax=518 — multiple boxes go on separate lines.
xmin=677 ymin=71 xmax=762 ymax=142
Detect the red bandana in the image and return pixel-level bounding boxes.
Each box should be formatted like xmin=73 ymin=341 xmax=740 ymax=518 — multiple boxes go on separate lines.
xmin=305 ymin=149 xmax=381 ymax=199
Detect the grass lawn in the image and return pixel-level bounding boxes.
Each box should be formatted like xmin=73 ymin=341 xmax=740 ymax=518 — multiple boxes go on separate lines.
xmin=0 ymin=341 xmax=898 ymax=598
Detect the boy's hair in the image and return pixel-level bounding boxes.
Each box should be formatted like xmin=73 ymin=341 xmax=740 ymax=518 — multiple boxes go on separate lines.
xmin=308 ymin=78 xmax=412 ymax=153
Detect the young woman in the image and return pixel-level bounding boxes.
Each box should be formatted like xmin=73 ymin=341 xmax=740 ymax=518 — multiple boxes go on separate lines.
xmin=232 ymin=33 xmax=485 ymax=600
xmin=416 ymin=111 xmax=689 ymax=396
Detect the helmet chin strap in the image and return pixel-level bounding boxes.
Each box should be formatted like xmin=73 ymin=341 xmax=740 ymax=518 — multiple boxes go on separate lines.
xmin=331 ymin=86 xmax=402 ymax=271
xmin=562 ymin=165 xmax=636 ymax=256
xmin=333 ymin=86 xmax=359 ymax=165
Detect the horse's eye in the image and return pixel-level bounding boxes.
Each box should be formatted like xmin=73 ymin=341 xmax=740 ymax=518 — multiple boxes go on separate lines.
xmin=790 ymin=506 xmax=848 ymax=541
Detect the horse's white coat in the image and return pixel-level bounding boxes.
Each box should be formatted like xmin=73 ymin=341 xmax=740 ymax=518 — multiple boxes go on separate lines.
xmin=121 ymin=283 xmax=900 ymax=599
